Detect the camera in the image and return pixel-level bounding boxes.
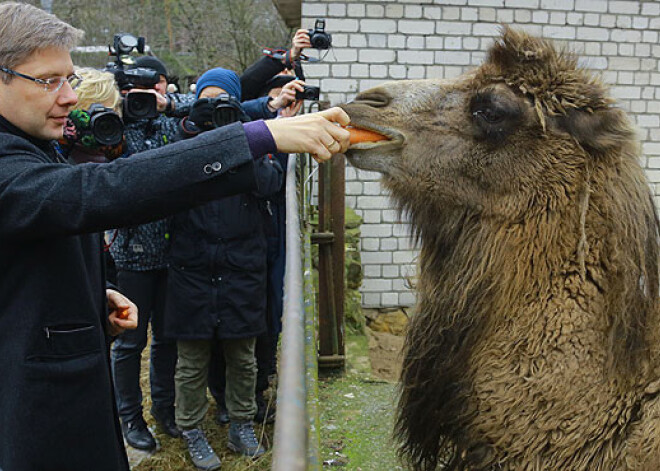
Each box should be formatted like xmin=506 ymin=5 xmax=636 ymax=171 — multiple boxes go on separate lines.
xmin=86 ymin=103 xmax=124 ymax=146
xmin=295 ymin=85 xmax=320 ymax=101
xmin=308 ymin=19 xmax=332 ymax=50
xmin=105 ymin=32 xmax=160 ymax=120
xmin=105 ymin=33 xmax=160 ymax=91
xmin=123 ymin=92 xmax=159 ymax=120
xmin=189 ymin=94 xmax=247 ymax=131
xmin=62 ymin=104 xmax=124 ymax=150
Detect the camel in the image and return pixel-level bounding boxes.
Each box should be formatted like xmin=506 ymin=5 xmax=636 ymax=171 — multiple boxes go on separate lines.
xmin=340 ymin=28 xmax=660 ymax=470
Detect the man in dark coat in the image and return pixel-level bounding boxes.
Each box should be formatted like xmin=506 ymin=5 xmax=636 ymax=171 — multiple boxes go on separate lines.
xmin=0 ymin=4 xmax=350 ymax=471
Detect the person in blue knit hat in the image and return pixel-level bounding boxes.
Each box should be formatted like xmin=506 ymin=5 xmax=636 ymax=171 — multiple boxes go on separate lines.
xmin=165 ymin=66 xmax=286 ymax=470
xmin=195 ymin=67 xmax=242 ymax=100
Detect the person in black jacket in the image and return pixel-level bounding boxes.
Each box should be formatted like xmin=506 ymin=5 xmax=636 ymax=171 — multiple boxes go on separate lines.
xmin=0 ymin=4 xmax=350 ymax=471
xmin=165 ymin=67 xmax=281 ymax=470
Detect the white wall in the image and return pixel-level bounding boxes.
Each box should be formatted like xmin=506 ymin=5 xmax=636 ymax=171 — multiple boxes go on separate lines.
xmin=301 ymin=0 xmax=660 ymax=308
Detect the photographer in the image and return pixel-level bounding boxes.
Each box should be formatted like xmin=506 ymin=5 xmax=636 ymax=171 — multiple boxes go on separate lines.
xmin=0 ymin=3 xmax=350 ymax=471
xmin=166 ymin=67 xmax=280 ymax=470
xmin=109 ymin=54 xmax=188 ymax=450
xmin=57 ymin=67 xmax=125 ymax=164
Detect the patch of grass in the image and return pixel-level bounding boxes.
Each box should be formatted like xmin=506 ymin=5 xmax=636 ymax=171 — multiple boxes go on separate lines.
xmin=134 ymin=400 xmax=275 ymax=471
xmin=318 ymin=334 xmax=406 ymax=471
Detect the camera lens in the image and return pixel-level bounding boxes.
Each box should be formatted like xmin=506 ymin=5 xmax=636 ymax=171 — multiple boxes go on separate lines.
xmin=310 ymin=34 xmax=331 ymax=50
xmin=90 ymin=112 xmax=123 ymax=146
xmin=124 ymin=93 xmax=159 ymax=120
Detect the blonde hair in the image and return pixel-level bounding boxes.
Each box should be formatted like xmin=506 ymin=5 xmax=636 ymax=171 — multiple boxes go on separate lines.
xmin=74 ymin=67 xmax=121 ymax=114
xmin=0 ymin=2 xmax=83 ymax=84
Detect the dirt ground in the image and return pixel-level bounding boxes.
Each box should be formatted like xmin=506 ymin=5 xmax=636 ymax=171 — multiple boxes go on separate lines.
xmin=366 ymin=329 xmax=404 ymax=382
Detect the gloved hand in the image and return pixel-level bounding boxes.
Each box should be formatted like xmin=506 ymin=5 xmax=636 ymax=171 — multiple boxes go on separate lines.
xmin=189 ymin=98 xmax=216 ymax=131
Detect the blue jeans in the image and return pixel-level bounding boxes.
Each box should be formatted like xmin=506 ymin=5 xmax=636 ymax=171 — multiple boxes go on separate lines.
xmin=111 ymin=269 xmax=177 ymax=422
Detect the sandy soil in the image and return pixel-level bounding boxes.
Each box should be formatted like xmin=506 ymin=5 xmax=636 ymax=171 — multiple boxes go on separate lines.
xmin=366 ymin=328 xmax=405 ymax=383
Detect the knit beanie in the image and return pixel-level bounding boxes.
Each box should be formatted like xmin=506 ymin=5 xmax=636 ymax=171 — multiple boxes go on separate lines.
xmin=134 ymin=56 xmax=168 ymax=79
xmin=195 ymin=67 xmax=242 ymax=101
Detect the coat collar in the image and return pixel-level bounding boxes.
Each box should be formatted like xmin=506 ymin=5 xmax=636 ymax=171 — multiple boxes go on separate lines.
xmin=0 ymin=113 xmax=62 ymax=161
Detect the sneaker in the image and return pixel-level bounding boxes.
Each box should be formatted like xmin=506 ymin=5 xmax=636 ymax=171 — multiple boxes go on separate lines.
xmin=227 ymin=421 xmax=266 ymax=458
xmin=151 ymin=406 xmax=181 ymax=438
xmin=182 ymin=428 xmax=221 ymax=471
xmin=121 ymin=416 xmax=156 ymax=451
xmin=255 ymin=392 xmax=275 ymax=424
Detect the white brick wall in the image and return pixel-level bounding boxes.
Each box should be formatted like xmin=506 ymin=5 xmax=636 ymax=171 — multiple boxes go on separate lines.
xmin=301 ymin=0 xmax=660 ymax=308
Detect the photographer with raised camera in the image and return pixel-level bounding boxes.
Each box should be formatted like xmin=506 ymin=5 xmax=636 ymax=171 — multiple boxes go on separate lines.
xmin=0 ymin=4 xmax=350 ymax=471
xmin=167 ymin=67 xmax=285 ymax=470
xmin=56 ymin=67 xmax=125 ymax=164
xmin=108 ymin=52 xmax=190 ymax=450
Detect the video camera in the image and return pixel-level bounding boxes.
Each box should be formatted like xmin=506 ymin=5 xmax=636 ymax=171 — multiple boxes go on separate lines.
xmin=308 ymin=19 xmax=332 ymax=50
xmin=105 ymin=33 xmax=159 ymax=120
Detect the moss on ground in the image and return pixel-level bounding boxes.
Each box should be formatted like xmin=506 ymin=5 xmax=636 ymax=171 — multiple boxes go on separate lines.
xmin=318 ymin=334 xmax=406 ymax=471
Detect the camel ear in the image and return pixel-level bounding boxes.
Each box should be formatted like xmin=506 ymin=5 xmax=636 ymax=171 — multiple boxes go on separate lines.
xmin=557 ymin=107 xmax=634 ymax=154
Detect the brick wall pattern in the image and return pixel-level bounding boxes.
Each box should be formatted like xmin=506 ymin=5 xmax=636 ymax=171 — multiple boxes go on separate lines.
xmin=300 ymin=0 xmax=660 ymax=308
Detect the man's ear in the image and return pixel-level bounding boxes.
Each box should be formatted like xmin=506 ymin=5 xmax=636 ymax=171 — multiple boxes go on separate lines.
xmin=557 ymin=107 xmax=635 ymax=154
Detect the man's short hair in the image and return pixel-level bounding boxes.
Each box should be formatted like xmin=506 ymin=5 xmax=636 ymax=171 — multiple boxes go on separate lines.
xmin=0 ymin=2 xmax=84 ymax=84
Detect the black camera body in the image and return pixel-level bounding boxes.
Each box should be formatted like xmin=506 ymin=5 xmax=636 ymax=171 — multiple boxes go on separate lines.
xmin=105 ymin=33 xmax=160 ymax=120
xmin=295 ymin=85 xmax=320 ymax=101
xmin=189 ymin=94 xmax=247 ymax=131
xmin=308 ymin=19 xmax=332 ymax=50
xmin=106 ymin=62 xmax=160 ymax=91
xmin=86 ymin=103 xmax=124 ymax=146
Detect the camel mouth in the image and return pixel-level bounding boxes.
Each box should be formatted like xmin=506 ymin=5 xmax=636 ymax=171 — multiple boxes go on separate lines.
xmin=346 ymin=124 xmax=404 ymax=150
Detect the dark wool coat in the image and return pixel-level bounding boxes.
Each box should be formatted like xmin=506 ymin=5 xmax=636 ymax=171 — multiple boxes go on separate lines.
xmin=164 ymin=154 xmax=283 ymax=340
xmin=0 ymin=116 xmax=257 ymax=471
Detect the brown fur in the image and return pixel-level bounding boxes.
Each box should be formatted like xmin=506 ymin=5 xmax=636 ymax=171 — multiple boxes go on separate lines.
xmin=341 ymin=28 xmax=660 ymax=470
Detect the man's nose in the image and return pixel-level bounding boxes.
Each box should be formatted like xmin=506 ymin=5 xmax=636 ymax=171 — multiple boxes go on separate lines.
xmin=57 ymin=80 xmax=78 ymax=107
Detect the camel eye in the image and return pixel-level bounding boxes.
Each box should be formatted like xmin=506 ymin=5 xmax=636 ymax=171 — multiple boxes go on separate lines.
xmin=473 ymin=108 xmax=504 ymax=124
xmin=470 ymin=91 xmax=522 ymax=142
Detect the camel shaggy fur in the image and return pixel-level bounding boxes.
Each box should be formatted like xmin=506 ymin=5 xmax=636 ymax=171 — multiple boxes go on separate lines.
xmin=340 ymin=28 xmax=660 ymax=470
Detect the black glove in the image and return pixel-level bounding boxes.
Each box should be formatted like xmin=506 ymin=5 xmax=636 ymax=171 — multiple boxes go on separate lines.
xmin=188 ymin=98 xmax=216 ymax=131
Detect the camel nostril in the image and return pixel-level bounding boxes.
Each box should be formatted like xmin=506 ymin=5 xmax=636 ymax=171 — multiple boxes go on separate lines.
xmin=353 ymin=91 xmax=391 ymax=108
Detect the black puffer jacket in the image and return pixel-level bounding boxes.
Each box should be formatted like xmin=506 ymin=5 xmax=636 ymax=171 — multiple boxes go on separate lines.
xmin=164 ymin=155 xmax=283 ymax=340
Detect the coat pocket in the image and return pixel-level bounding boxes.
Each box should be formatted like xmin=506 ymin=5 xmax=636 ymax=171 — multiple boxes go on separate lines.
xmin=27 ymin=323 xmax=101 ymax=361
xmin=225 ymin=236 xmax=267 ymax=272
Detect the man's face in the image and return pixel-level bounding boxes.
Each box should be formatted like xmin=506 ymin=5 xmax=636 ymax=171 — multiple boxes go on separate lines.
xmin=0 ymin=47 xmax=78 ymax=140
xmin=154 ymin=75 xmax=167 ymax=95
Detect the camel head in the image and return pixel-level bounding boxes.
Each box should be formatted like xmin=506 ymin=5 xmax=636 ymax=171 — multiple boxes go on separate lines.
xmin=341 ymin=27 xmax=638 ymax=224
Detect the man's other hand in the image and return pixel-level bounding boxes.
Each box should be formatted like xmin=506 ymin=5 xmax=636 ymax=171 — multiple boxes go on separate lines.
xmin=106 ymin=288 xmax=138 ymax=336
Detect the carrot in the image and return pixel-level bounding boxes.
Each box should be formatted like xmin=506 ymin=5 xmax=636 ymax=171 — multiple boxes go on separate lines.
xmin=344 ymin=126 xmax=388 ymax=144
xmin=118 ymin=307 xmax=130 ymax=320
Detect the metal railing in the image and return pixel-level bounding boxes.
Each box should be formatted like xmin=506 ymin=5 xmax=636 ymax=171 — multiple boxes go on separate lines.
xmin=271 ymin=154 xmax=321 ymax=471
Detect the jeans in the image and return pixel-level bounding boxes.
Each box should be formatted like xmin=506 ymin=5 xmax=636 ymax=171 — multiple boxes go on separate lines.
xmin=111 ymin=269 xmax=177 ymax=422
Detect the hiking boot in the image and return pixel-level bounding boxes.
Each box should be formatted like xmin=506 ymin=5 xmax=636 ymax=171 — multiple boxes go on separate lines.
xmin=151 ymin=406 xmax=180 ymax=438
xmin=182 ymin=428 xmax=221 ymax=471
xmin=255 ymin=392 xmax=275 ymax=424
xmin=121 ymin=416 xmax=156 ymax=451
xmin=227 ymin=421 xmax=266 ymax=458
